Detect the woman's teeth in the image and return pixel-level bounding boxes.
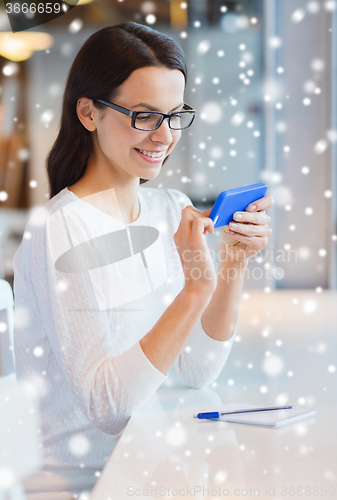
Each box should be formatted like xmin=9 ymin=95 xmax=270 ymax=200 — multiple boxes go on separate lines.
xmin=137 ymin=149 xmax=164 ymax=158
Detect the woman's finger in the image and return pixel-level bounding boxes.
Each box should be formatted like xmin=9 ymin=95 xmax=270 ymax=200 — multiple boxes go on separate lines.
xmin=202 ymin=207 xmax=213 ymax=217
xmin=221 ymin=227 xmax=239 ymax=246
xmin=233 ymin=210 xmax=271 ymax=225
xmin=191 ymin=216 xmax=214 ymax=245
xmin=245 ymin=195 xmax=274 ymax=212
xmin=224 ymin=229 xmax=269 ymax=251
xmin=180 ymin=206 xmax=214 ymax=243
xmin=228 ymin=222 xmax=272 ymax=237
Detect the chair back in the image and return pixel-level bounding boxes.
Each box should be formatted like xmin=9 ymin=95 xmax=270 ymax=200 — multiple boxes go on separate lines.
xmin=0 ymin=279 xmax=15 ymax=376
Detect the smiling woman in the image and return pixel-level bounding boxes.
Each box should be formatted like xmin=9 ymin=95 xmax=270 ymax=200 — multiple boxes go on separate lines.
xmin=70 ymin=64 xmax=187 ymax=215
xmin=12 ymin=21 xmax=255 ymax=500
xmin=46 ymin=22 xmax=189 ymax=199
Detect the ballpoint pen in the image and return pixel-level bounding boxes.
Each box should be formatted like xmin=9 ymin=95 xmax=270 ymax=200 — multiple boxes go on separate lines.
xmin=194 ymin=405 xmax=296 ymax=419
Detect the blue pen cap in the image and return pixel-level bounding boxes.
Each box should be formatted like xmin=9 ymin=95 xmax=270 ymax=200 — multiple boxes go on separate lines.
xmin=197 ymin=412 xmax=220 ymax=419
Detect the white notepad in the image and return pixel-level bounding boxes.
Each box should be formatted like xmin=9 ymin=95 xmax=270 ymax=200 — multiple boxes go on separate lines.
xmin=195 ymin=403 xmax=316 ymax=428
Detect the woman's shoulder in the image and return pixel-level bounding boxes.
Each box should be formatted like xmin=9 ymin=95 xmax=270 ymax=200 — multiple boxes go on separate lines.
xmin=13 ymin=188 xmax=78 ymax=271
xmin=20 ymin=188 xmax=99 ymax=262
xmin=24 ymin=187 xmax=80 ymax=234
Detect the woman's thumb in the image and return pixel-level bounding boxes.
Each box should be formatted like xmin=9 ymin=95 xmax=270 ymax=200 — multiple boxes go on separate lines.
xmin=202 ymin=208 xmax=213 ymax=217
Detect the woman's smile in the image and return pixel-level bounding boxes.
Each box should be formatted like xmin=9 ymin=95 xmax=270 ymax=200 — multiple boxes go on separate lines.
xmin=134 ymin=148 xmax=166 ymax=163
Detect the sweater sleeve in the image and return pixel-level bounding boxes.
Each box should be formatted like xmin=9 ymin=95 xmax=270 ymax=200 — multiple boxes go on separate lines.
xmin=31 ymin=206 xmax=167 ymax=435
xmin=174 ymin=320 xmax=236 ymax=389
xmin=167 ymin=189 xmax=236 ymax=389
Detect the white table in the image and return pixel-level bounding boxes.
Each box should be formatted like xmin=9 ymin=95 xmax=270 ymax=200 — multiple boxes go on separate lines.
xmin=91 ymin=290 xmax=337 ymax=500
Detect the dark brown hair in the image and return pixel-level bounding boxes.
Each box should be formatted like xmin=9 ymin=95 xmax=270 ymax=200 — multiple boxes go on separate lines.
xmin=46 ymin=22 xmax=188 ymax=199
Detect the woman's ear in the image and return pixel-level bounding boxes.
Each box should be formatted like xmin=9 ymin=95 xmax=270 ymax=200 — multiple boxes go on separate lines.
xmin=76 ymin=98 xmax=99 ymax=132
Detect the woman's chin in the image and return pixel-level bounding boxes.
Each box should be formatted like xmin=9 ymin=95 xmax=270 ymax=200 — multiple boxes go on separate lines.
xmin=139 ymin=169 xmax=161 ymax=181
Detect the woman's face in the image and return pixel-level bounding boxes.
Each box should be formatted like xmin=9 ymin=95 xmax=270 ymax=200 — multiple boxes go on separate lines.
xmin=92 ymin=66 xmax=185 ymax=181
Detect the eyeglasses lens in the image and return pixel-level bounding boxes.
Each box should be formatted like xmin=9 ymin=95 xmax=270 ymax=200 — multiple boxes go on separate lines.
xmin=134 ymin=112 xmax=194 ymax=130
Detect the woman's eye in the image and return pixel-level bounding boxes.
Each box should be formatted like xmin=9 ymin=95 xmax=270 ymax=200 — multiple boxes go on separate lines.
xmin=138 ymin=115 xmax=152 ymax=121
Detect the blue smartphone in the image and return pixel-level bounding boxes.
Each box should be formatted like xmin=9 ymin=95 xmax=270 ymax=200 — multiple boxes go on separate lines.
xmin=209 ymin=183 xmax=268 ymax=228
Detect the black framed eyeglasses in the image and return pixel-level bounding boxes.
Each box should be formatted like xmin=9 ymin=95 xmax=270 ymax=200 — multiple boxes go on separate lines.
xmin=94 ymin=99 xmax=196 ymax=131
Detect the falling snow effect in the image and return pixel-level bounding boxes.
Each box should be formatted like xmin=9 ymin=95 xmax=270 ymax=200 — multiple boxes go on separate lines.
xmin=3 ymin=1 xmax=337 ymax=498
xmin=68 ymin=434 xmax=91 ymax=457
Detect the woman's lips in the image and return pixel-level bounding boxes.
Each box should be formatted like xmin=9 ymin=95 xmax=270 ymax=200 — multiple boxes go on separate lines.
xmin=135 ymin=148 xmax=165 ymax=163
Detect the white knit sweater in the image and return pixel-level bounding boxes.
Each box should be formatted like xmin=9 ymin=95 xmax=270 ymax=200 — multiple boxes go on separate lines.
xmin=12 ymin=186 xmax=235 ymax=499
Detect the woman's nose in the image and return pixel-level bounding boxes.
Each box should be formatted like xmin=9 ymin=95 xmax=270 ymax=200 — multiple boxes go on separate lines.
xmin=150 ymin=117 xmax=173 ymax=145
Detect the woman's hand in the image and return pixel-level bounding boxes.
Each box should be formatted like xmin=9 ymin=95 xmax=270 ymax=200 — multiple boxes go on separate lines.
xmin=174 ymin=206 xmax=217 ymax=297
xmin=220 ymin=196 xmax=274 ymax=262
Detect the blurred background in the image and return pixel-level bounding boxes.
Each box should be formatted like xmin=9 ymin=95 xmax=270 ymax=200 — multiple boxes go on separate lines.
xmin=0 ymin=0 xmax=336 ymax=292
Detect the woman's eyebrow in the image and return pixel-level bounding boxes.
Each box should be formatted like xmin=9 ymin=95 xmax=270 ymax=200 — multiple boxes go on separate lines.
xmin=132 ymin=102 xmax=184 ymax=112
